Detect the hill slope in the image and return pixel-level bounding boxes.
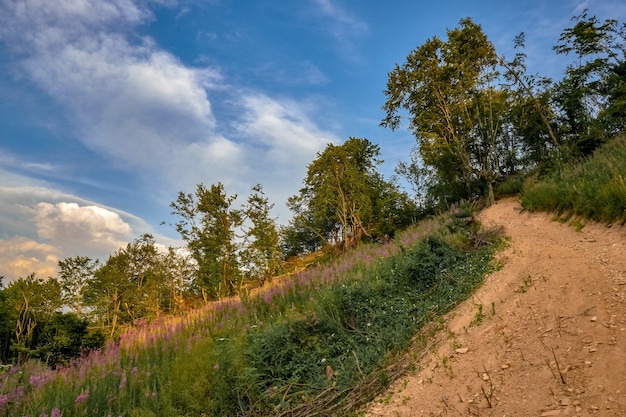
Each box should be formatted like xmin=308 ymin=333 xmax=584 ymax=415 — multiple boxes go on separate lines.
xmin=365 ymin=197 xmax=626 ymax=416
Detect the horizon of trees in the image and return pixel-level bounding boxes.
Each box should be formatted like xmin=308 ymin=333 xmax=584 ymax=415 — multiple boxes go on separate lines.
xmin=1 ymin=10 xmax=624 ymax=367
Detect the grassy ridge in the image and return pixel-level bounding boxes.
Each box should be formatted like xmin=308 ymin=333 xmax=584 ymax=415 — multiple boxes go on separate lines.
xmin=0 ymin=205 xmax=502 ymax=417
xmin=521 ymin=137 xmax=626 ymax=224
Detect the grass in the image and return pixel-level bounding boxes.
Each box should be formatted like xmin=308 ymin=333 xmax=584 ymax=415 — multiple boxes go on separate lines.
xmin=0 ymin=204 xmax=502 ymax=417
xmin=521 ymin=136 xmax=626 ymax=224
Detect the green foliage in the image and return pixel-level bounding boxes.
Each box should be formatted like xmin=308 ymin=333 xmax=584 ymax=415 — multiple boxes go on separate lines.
xmin=170 ymin=182 xmax=243 ymax=299
xmin=553 ymin=11 xmax=626 ymax=155
xmin=31 ymin=313 xmax=104 ymax=368
xmin=284 ymin=137 xmax=418 ymax=256
xmin=241 ymin=184 xmax=282 ymax=284
xmin=521 ymin=136 xmax=626 ymax=223
xmin=382 ymin=18 xmax=511 ymax=205
xmin=494 ymin=175 xmax=524 ymax=197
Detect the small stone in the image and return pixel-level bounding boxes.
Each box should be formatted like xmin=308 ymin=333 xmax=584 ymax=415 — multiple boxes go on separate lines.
xmin=467 ymin=399 xmax=474 ymax=404
xmin=589 ymin=347 xmax=598 ymax=353
xmin=541 ymin=410 xmax=561 ymax=416
xmin=585 ymin=361 xmax=592 ymax=366
xmin=575 ymin=406 xmax=582 ymax=412
xmin=482 ymin=373 xmax=490 ymax=381
xmin=501 ymin=364 xmax=510 ymax=369
xmin=560 ymin=398 xmax=571 ymax=406
xmin=455 ymin=347 xmax=469 ymax=354
xmin=590 ymin=405 xmax=599 ymax=410
xmin=590 ymin=316 xmax=598 ymax=322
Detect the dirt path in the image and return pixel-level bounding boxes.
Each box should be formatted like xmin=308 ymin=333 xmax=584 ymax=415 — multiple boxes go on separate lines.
xmin=364 ymin=197 xmax=626 ymax=417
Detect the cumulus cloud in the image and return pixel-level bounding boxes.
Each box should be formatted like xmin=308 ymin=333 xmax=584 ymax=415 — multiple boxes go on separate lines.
xmin=35 ymin=202 xmax=132 ymax=255
xmin=0 ymin=181 xmax=181 ymax=282
xmin=0 ymin=236 xmax=59 ymax=282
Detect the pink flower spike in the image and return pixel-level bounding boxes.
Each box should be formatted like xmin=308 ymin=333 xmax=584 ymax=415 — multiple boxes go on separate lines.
xmin=213 ymin=363 xmax=219 ymax=370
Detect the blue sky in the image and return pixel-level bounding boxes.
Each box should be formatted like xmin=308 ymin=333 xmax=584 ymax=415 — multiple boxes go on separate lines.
xmin=0 ymin=0 xmax=624 ymax=282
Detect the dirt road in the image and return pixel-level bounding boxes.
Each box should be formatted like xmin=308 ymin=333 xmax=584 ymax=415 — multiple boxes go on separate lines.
xmin=365 ymin=197 xmax=626 ymax=416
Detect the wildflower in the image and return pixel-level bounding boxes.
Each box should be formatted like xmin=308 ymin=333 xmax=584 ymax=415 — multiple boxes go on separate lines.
xmin=213 ymin=363 xmax=219 ymax=370
xmin=29 ymin=374 xmax=46 ymax=388
xmin=152 ymin=392 xmax=157 ymax=397
xmin=51 ymin=410 xmax=61 ymax=417
xmin=75 ymin=390 xmax=89 ymax=404
xmin=119 ymin=374 xmax=127 ymax=390
xmin=0 ymin=394 xmax=8 ymax=409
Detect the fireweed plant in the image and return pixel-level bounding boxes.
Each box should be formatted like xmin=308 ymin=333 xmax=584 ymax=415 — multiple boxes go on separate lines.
xmin=0 ymin=203 xmax=502 ymax=416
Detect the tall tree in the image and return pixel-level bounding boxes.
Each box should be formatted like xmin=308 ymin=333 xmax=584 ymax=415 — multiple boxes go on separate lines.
xmin=381 ymin=18 xmax=508 ymax=205
xmin=58 ymin=256 xmax=100 ymax=318
xmin=286 ymin=137 xmax=415 ymax=252
xmin=170 ymin=183 xmax=242 ymax=300
xmin=241 ymin=184 xmax=282 ymax=284
xmin=553 ymin=11 xmax=626 ymax=154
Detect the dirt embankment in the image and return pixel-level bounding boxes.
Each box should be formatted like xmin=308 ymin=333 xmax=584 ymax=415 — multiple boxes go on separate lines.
xmin=364 ymin=197 xmax=626 ymax=417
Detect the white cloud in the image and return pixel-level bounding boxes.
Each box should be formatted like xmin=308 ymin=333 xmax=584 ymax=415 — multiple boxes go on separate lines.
xmin=35 ymin=202 xmax=132 ymax=255
xmin=0 ymin=180 xmax=182 ymax=282
xmin=0 ymin=237 xmax=59 ymax=283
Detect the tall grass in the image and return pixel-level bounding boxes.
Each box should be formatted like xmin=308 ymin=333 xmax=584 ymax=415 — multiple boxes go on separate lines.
xmin=0 ymin=204 xmax=501 ymax=416
xmin=521 ymin=137 xmax=626 ymax=224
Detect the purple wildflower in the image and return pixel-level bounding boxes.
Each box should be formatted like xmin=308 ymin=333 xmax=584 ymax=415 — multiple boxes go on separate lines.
xmin=75 ymin=390 xmax=89 ymax=404
xmin=213 ymin=363 xmax=219 ymax=370
xmin=51 ymin=410 xmax=61 ymax=417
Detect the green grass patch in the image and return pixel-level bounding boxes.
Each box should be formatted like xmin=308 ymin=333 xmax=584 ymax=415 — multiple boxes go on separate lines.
xmin=521 ymin=136 xmax=626 ymax=224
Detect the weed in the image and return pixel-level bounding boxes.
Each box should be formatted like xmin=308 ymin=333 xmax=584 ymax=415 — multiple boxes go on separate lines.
xmin=516 ymin=275 xmax=534 ymax=293
xmin=471 ymin=304 xmax=484 ymax=326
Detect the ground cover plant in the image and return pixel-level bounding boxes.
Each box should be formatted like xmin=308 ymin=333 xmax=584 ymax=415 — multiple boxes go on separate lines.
xmin=0 ymin=203 xmax=501 ymax=417
xmin=521 ymin=136 xmax=626 ymax=224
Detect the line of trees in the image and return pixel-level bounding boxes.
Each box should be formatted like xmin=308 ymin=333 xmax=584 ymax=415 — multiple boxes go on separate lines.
xmin=383 ymin=12 xmax=625 ymax=209
xmin=0 ymin=143 xmax=417 ymax=366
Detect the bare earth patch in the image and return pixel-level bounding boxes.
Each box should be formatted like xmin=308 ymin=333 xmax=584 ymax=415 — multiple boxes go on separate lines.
xmin=364 ymin=197 xmax=626 ymax=417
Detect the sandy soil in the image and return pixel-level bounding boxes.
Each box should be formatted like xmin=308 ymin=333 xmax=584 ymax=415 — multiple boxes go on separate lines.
xmin=364 ymin=197 xmax=626 ymax=417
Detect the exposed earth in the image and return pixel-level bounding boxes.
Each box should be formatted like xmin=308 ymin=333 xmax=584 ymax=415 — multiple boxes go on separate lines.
xmin=364 ymin=197 xmax=626 ymax=417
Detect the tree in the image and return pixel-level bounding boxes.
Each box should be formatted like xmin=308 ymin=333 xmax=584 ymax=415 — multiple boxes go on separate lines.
xmin=241 ymin=184 xmax=282 ymax=284
xmin=285 ymin=137 xmax=415 ymax=253
xmin=161 ymin=247 xmax=196 ymax=312
xmin=288 ymin=138 xmax=381 ymax=250
xmin=31 ymin=312 xmax=104 ymax=368
xmin=2 ymin=274 xmax=62 ymax=363
xmin=553 ymin=11 xmax=626 ymax=154
xmin=170 ymin=182 xmax=242 ymax=300
xmin=87 ymin=234 xmax=169 ymax=337
xmin=58 ymin=256 xmax=100 ymax=318
xmin=381 ymin=18 xmax=509 ymax=205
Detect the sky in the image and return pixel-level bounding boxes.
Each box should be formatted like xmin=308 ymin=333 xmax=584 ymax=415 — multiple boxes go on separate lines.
xmin=1 ymin=0 xmax=624 ymax=283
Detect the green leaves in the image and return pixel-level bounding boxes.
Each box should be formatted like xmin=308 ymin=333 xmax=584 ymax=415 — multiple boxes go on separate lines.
xmin=285 ymin=138 xmax=416 ymax=254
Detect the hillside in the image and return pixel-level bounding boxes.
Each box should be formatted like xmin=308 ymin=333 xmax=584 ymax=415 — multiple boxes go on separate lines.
xmin=365 ymin=197 xmax=626 ymax=416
